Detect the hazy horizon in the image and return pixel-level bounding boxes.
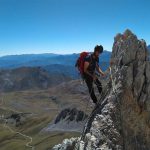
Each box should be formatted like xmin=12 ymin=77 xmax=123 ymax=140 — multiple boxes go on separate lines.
xmin=0 ymin=49 xmax=112 ymax=58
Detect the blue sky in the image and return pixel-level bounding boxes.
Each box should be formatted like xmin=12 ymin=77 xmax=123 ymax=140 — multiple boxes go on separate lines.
xmin=0 ymin=0 xmax=150 ymax=56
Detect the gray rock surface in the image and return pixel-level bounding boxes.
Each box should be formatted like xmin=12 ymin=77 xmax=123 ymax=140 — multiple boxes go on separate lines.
xmin=52 ymin=30 xmax=150 ymax=150
xmin=42 ymin=108 xmax=88 ymax=133
xmin=52 ymin=138 xmax=78 ymax=150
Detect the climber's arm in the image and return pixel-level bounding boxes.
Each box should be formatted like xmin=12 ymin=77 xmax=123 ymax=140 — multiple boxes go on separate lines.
xmin=96 ymin=64 xmax=105 ymax=76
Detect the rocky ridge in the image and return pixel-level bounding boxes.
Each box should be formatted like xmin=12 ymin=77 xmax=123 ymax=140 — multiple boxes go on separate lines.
xmin=52 ymin=30 xmax=150 ymax=150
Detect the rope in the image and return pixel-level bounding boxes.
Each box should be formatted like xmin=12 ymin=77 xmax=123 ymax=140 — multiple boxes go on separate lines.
xmin=0 ymin=93 xmax=35 ymax=150
xmin=109 ymin=67 xmax=116 ymax=92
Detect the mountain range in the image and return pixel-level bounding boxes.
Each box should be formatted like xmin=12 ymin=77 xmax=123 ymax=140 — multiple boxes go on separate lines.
xmin=0 ymin=51 xmax=111 ymax=68
xmin=1 ymin=47 xmax=149 ymax=70
xmin=0 ymin=66 xmax=71 ymax=92
xmin=0 ymin=51 xmax=112 ymax=80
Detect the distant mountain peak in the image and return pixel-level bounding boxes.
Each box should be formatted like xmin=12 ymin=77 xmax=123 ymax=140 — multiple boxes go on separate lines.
xmin=0 ymin=66 xmax=71 ymax=92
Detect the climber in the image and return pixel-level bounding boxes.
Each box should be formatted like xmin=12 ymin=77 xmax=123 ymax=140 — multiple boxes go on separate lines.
xmin=83 ymin=45 xmax=105 ymax=104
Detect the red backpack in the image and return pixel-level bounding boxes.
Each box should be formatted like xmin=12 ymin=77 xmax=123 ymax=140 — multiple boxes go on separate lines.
xmin=75 ymin=52 xmax=90 ymax=76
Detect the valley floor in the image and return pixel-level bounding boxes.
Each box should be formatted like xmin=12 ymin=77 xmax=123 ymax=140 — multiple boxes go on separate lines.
xmin=0 ymin=80 xmax=91 ymax=150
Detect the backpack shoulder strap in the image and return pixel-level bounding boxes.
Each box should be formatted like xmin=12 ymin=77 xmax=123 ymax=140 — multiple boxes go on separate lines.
xmin=89 ymin=54 xmax=93 ymax=65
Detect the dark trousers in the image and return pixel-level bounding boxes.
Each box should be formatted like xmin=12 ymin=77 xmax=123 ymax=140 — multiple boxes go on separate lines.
xmin=84 ymin=74 xmax=102 ymax=103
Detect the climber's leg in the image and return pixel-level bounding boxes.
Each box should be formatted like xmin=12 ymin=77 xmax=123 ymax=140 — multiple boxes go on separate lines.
xmin=84 ymin=75 xmax=97 ymax=103
xmin=95 ymin=78 xmax=102 ymax=94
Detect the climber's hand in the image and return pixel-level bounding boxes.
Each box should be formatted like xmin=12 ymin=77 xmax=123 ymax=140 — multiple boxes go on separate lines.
xmin=101 ymin=72 xmax=105 ymax=77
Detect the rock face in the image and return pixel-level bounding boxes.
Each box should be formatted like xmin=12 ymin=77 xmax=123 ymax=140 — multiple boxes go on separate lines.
xmin=54 ymin=108 xmax=88 ymax=124
xmin=52 ymin=138 xmax=77 ymax=150
xmin=52 ymin=30 xmax=150 ymax=150
xmin=42 ymin=108 xmax=88 ymax=132
xmin=4 ymin=113 xmax=32 ymax=127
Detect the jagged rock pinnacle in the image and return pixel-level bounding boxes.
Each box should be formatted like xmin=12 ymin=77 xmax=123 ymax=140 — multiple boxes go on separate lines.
xmin=52 ymin=30 xmax=150 ymax=150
